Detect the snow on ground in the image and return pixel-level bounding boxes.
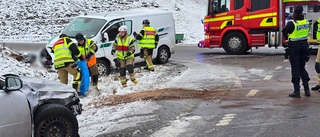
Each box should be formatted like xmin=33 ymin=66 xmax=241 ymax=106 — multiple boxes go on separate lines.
xmin=0 ymin=45 xmax=189 ymax=136
xmin=0 ymin=0 xmax=206 ymax=44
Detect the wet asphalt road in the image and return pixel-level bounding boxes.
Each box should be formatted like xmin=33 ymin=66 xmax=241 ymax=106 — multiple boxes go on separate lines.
xmin=6 ymin=43 xmax=320 ymax=137
xmin=100 ymin=46 xmax=320 ymax=137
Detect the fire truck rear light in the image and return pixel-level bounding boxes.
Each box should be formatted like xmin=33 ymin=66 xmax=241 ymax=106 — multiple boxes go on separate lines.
xmin=205 ymin=35 xmax=210 ymax=39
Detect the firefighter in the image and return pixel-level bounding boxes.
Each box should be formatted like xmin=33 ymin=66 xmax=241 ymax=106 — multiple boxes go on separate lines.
xmin=283 ymin=5 xmax=310 ymax=98
xmin=133 ymin=19 xmax=159 ymax=71
xmin=52 ymin=34 xmax=84 ymax=93
xmin=311 ymin=17 xmax=320 ymax=91
xmin=111 ymin=25 xmax=138 ymax=87
xmin=75 ymin=33 xmax=99 ymax=90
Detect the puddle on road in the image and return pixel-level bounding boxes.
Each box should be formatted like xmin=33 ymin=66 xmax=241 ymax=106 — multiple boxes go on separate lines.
xmin=89 ymin=88 xmax=231 ymax=108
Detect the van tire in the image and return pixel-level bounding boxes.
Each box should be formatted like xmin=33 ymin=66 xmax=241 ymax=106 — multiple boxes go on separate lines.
xmin=223 ymin=32 xmax=248 ymax=55
xmin=156 ymin=46 xmax=170 ymax=64
xmin=34 ymin=104 xmax=79 ymax=137
xmin=97 ymin=60 xmax=110 ymax=76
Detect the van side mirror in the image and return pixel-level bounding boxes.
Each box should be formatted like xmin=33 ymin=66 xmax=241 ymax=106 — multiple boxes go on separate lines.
xmin=102 ymin=32 xmax=109 ymax=43
xmin=4 ymin=77 xmax=23 ymax=92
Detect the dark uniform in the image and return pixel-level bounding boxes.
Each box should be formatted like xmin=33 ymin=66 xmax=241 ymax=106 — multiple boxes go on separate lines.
xmin=133 ymin=19 xmax=159 ymax=71
xmin=282 ymin=5 xmax=310 ymax=98
xmin=52 ymin=34 xmax=84 ymax=93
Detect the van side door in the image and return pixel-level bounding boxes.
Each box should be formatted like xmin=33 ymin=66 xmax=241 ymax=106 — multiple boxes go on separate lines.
xmin=100 ymin=20 xmax=136 ymax=59
xmin=0 ymin=78 xmax=32 ymax=137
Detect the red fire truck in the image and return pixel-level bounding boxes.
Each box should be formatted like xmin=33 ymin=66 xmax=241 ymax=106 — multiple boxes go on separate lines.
xmin=198 ymin=0 xmax=320 ymax=54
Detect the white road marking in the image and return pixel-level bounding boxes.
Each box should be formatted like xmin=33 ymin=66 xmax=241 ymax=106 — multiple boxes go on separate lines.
xmin=275 ymin=66 xmax=282 ymax=70
xmin=246 ymin=89 xmax=259 ymax=97
xmin=263 ymin=75 xmax=273 ymax=80
xmin=283 ymin=59 xmax=289 ymax=62
xmin=216 ymin=114 xmax=236 ymax=126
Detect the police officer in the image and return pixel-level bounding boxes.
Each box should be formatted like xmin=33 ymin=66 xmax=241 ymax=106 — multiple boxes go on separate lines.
xmin=52 ymin=34 xmax=84 ymax=93
xmin=311 ymin=17 xmax=320 ymax=91
xmin=111 ymin=25 xmax=138 ymax=87
xmin=133 ymin=19 xmax=159 ymax=71
xmin=75 ymin=33 xmax=99 ymax=91
xmin=283 ymin=5 xmax=310 ymax=98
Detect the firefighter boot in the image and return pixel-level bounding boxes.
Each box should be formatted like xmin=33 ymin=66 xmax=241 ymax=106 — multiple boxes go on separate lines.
xmin=120 ymin=76 xmax=127 ymax=87
xmin=129 ymin=73 xmax=138 ymax=84
xmin=311 ymin=74 xmax=320 ymax=90
xmin=289 ymin=91 xmax=301 ymax=98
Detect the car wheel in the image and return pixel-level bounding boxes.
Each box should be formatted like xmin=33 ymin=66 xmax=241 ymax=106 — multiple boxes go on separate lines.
xmin=34 ymin=104 xmax=79 ymax=137
xmin=223 ymin=32 xmax=248 ymax=55
xmin=156 ymin=46 xmax=170 ymax=64
xmin=97 ymin=60 xmax=110 ymax=76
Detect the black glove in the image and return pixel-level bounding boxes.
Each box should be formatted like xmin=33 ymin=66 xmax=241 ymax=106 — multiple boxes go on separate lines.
xmin=79 ymin=55 xmax=85 ymax=61
xmin=126 ymin=51 xmax=132 ymax=57
xmin=133 ymin=32 xmax=137 ymax=37
xmin=155 ymin=42 xmax=158 ymax=49
xmin=86 ymin=52 xmax=94 ymax=59
xmin=284 ymin=48 xmax=290 ymax=59
xmin=140 ymin=49 xmax=144 ymax=58
xmin=111 ymin=49 xmax=116 ymax=55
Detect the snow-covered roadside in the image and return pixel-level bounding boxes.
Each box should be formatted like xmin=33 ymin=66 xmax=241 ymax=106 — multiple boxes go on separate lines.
xmin=0 ymin=45 xmax=191 ymax=136
xmin=0 ymin=0 xmax=206 ymax=44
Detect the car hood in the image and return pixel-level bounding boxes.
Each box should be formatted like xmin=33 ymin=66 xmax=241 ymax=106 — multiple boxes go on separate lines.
xmin=19 ymin=76 xmax=79 ymax=112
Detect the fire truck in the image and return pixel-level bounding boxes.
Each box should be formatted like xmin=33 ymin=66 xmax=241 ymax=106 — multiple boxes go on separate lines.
xmin=198 ymin=0 xmax=320 ymax=55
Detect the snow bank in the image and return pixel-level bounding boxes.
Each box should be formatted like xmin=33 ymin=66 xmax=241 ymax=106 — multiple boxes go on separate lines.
xmin=0 ymin=0 xmax=206 ymax=44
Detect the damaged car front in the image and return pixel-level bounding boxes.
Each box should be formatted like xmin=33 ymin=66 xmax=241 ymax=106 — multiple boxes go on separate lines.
xmin=19 ymin=76 xmax=83 ymax=115
xmin=17 ymin=75 xmax=82 ymax=137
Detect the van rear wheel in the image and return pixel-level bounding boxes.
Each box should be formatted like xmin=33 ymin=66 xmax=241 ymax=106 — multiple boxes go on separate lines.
xmin=223 ymin=32 xmax=248 ymax=55
xmin=156 ymin=46 xmax=170 ymax=64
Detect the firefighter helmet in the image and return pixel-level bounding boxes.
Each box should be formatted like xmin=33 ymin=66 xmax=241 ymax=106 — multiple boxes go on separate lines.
xmin=142 ymin=19 xmax=150 ymax=25
xmin=118 ymin=25 xmax=127 ymax=32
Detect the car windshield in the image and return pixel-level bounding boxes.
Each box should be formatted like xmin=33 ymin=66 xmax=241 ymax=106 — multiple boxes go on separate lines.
xmin=61 ymin=17 xmax=107 ymax=39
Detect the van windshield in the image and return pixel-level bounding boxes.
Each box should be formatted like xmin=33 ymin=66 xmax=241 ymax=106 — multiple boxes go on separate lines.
xmin=61 ymin=17 xmax=107 ymax=39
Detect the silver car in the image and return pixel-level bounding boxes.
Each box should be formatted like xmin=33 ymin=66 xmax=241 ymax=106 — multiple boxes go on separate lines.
xmin=0 ymin=74 xmax=82 ymax=137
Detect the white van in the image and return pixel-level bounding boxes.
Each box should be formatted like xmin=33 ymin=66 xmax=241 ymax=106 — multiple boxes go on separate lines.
xmin=45 ymin=9 xmax=176 ymax=75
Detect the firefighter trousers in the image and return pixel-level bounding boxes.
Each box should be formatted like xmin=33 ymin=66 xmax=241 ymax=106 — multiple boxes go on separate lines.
xmin=289 ymin=43 xmax=310 ymax=92
xmin=89 ymin=64 xmax=99 ymax=87
xmin=142 ymin=48 xmax=154 ymax=71
xmin=57 ymin=63 xmax=82 ymax=92
xmin=119 ymin=58 xmax=137 ymax=85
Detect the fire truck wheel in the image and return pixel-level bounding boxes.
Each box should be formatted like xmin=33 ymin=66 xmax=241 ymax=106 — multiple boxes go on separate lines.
xmin=223 ymin=32 xmax=248 ymax=55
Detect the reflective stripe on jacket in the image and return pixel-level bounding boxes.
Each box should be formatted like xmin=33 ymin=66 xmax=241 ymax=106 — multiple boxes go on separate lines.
xmin=139 ymin=26 xmax=156 ymax=49
xmin=52 ymin=38 xmax=74 ymax=68
xmin=288 ymin=19 xmax=310 ymax=41
xmin=78 ymin=39 xmax=97 ymax=67
xmin=116 ymin=36 xmax=134 ymax=60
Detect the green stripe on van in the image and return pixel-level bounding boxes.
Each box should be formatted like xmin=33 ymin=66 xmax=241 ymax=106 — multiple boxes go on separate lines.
xmin=100 ymin=42 xmax=112 ymax=48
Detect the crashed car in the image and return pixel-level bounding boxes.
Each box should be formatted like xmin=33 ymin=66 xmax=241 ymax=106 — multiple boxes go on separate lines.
xmin=0 ymin=74 xmax=82 ymax=137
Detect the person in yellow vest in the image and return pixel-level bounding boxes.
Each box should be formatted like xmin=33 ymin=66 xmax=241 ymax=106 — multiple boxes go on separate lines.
xmin=133 ymin=19 xmax=159 ymax=71
xmin=75 ymin=33 xmax=99 ymax=91
xmin=111 ymin=25 xmax=138 ymax=87
xmin=282 ymin=5 xmax=310 ymax=98
xmin=311 ymin=17 xmax=320 ymax=91
xmin=52 ymin=34 xmax=84 ymax=93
